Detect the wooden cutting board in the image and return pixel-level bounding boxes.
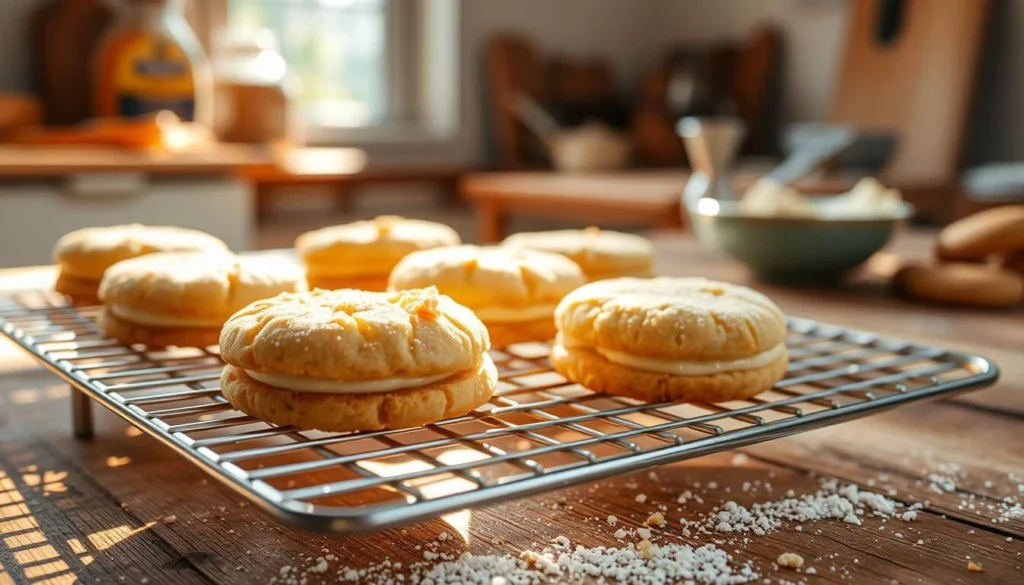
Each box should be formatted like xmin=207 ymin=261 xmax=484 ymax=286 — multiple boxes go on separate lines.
xmin=829 ymin=0 xmax=990 ymax=186
xmin=31 ymin=0 xmax=113 ymax=126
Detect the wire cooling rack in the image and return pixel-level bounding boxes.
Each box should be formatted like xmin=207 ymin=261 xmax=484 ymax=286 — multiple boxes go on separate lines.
xmin=0 ymin=289 xmax=999 ymax=533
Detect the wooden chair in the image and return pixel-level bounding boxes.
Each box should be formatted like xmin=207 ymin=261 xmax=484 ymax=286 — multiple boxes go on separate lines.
xmin=547 ymin=58 xmax=615 ymax=104
xmin=732 ymin=25 xmax=782 ymax=156
xmin=630 ymin=25 xmax=782 ymax=167
xmin=486 ymin=34 xmax=545 ymax=169
xmin=630 ymin=69 xmax=688 ymax=167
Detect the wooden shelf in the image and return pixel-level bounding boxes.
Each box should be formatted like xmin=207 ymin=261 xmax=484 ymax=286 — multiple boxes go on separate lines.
xmin=0 ymin=144 xmax=270 ymax=178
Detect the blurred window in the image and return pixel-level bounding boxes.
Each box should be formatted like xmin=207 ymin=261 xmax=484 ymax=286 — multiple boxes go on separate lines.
xmin=226 ymin=0 xmax=458 ymax=142
xmin=228 ymin=0 xmax=388 ymax=128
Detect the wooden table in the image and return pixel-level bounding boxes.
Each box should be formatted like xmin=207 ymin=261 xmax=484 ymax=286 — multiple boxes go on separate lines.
xmin=461 ymin=169 xmax=861 ymax=242
xmin=0 ymin=231 xmax=1021 ymax=584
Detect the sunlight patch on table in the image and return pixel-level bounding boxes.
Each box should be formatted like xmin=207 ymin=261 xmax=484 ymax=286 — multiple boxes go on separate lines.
xmin=86 ymin=522 xmax=155 ymax=551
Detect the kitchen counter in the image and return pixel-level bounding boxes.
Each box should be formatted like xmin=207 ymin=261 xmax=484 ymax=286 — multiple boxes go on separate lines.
xmin=0 ymin=145 xmax=269 ymax=268
xmin=0 ymin=231 xmax=1020 ymax=584
xmin=0 ymin=145 xmax=269 ymax=177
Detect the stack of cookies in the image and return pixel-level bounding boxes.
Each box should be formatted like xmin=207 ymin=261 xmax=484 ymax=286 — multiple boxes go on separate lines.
xmin=52 ymin=224 xmax=308 ymax=347
xmin=53 ymin=224 xmax=229 ymax=303
xmin=51 ymin=220 xmax=792 ymax=433
xmin=895 ymin=206 xmax=1024 ymax=308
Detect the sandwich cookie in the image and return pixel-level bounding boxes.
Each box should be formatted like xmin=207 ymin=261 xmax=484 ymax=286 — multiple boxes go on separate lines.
xmin=54 ymin=224 xmax=228 ymax=303
xmin=219 ymin=287 xmax=496 ymax=431
xmin=388 ymin=245 xmax=586 ymax=345
xmin=551 ymin=277 xmax=789 ymax=402
xmin=936 ymin=205 xmax=1024 ymax=261
xmin=503 ymin=227 xmax=654 ymax=280
xmin=894 ymin=262 xmax=1023 ymax=309
xmin=295 ymin=216 xmax=460 ymax=291
xmin=98 ymin=252 xmax=306 ymax=347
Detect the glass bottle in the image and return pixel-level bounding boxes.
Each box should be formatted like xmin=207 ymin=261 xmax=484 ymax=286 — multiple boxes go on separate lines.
xmin=93 ymin=0 xmax=213 ymax=127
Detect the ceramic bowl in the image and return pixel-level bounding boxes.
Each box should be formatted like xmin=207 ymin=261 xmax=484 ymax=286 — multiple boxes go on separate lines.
xmin=687 ymin=197 xmax=914 ymax=282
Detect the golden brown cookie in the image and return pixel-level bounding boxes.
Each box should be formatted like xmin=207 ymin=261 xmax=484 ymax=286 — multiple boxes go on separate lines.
xmin=502 ymin=227 xmax=654 ymax=280
xmin=218 ymin=287 xmax=495 ymax=431
xmin=98 ymin=309 xmax=225 ymax=348
xmin=295 ymin=216 xmax=460 ymax=290
xmin=388 ymin=245 xmax=586 ymax=345
xmin=936 ymin=206 xmax=1024 ymax=261
xmin=53 ymin=224 xmax=228 ymax=302
xmin=894 ymin=263 xmax=1023 ymax=308
xmin=550 ymin=342 xmax=788 ymax=403
xmin=54 ymin=273 xmax=102 ymax=304
xmin=98 ymin=252 xmax=306 ymax=347
xmin=551 ymin=277 xmax=789 ymax=402
xmin=221 ymin=358 xmax=496 ymax=432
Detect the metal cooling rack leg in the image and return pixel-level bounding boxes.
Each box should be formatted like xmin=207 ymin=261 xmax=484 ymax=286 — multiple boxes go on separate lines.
xmin=71 ymin=387 xmax=94 ymax=439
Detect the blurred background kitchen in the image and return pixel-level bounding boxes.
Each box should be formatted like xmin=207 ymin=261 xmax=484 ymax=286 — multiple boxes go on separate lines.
xmin=0 ymin=0 xmax=1021 ymax=270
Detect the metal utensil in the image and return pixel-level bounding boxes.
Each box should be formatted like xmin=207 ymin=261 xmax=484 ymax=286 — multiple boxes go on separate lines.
xmin=507 ymin=91 xmax=561 ymax=139
xmin=764 ymin=125 xmax=859 ymax=187
xmin=677 ymin=116 xmax=747 ymax=209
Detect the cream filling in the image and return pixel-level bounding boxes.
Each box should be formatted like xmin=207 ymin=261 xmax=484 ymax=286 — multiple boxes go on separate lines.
xmin=245 ymin=369 xmax=454 ymax=395
xmin=474 ymin=304 xmax=557 ymax=323
xmin=111 ymin=304 xmax=223 ymax=328
xmin=567 ymin=340 xmax=785 ymax=376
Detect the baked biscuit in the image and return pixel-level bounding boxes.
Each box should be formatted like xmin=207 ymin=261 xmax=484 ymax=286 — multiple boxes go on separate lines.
xmin=551 ymin=277 xmax=789 ymax=402
xmin=937 ymin=205 xmax=1024 ymax=261
xmin=98 ymin=252 xmax=306 ymax=347
xmin=296 ymin=216 xmax=460 ymax=291
xmin=894 ymin=263 xmax=1023 ymax=309
xmin=219 ymin=287 xmax=496 ymax=431
xmin=53 ymin=224 xmax=228 ymax=303
xmin=388 ymin=245 xmax=586 ymax=345
xmin=502 ymin=227 xmax=654 ymax=280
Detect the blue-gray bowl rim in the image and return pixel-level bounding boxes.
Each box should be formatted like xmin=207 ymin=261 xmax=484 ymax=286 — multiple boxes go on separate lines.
xmin=686 ymin=200 xmax=915 ymax=227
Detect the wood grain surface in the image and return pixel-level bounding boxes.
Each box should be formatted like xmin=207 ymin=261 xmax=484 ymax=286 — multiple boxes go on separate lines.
xmin=0 ymin=231 xmax=1020 ymax=585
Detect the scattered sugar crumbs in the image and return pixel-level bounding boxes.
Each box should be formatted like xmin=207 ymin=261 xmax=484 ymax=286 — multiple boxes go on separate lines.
xmin=268 ymin=461 xmax=1024 ymax=585
xmin=272 ymin=538 xmax=759 ymax=585
xmin=267 ymin=477 xmax=918 ymax=585
xmin=687 ymin=478 xmax=913 ymax=538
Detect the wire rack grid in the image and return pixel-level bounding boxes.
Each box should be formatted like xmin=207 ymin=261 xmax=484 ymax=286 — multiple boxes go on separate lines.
xmin=0 ymin=289 xmax=998 ymax=534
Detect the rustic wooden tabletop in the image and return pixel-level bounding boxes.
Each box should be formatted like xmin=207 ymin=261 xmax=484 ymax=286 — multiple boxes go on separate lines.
xmin=0 ymin=231 xmax=1020 ymax=585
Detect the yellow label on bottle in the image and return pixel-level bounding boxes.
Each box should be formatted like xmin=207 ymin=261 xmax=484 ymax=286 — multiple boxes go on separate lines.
xmin=111 ymin=35 xmax=196 ymax=120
